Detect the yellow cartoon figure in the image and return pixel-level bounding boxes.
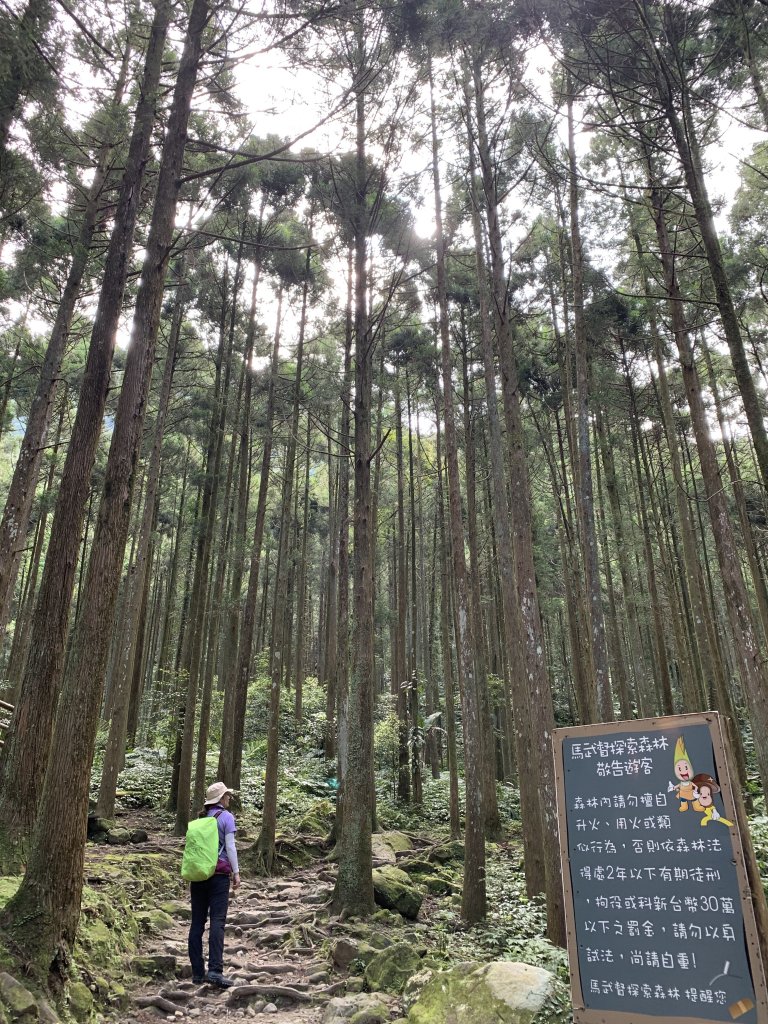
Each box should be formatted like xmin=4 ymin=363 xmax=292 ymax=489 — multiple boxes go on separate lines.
xmin=691 ymin=773 xmax=734 ymax=827
xmin=669 ymin=736 xmax=695 ymax=811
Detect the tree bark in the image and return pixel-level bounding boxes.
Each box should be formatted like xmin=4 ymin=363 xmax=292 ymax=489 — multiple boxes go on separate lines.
xmin=648 ymin=175 xmax=768 ymax=794
xmin=0 ymin=0 xmax=172 ymax=864
xmin=0 ymin=0 xmax=209 ymax=970
xmin=96 ymin=261 xmax=184 ymax=819
xmin=566 ymin=82 xmax=612 ymax=721
xmin=432 ymin=54 xmax=485 ymax=925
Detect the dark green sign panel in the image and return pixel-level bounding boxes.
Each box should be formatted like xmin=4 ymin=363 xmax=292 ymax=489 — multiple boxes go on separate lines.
xmin=554 ymin=713 xmax=768 ymax=1024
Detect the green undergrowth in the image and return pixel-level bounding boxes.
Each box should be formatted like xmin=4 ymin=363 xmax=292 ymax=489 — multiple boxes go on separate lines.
xmin=749 ymin=815 xmax=768 ymax=896
xmin=426 ymin=845 xmax=569 ymax=979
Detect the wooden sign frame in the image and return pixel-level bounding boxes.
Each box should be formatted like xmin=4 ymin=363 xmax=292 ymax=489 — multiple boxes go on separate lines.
xmin=553 ymin=712 xmax=768 ymax=1024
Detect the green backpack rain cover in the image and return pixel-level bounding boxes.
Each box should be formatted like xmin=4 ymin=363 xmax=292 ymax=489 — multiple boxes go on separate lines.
xmin=180 ymin=811 xmax=222 ymax=882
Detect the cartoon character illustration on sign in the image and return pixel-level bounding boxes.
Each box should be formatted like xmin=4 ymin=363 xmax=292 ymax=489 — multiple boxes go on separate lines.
xmin=668 ymin=736 xmax=695 ymax=811
xmin=691 ymin=773 xmax=734 ymax=827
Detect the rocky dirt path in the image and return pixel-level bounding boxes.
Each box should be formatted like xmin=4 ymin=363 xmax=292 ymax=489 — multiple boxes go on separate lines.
xmin=125 ymin=863 xmax=337 ymax=1023
xmin=121 ymin=852 xmax=405 ymax=1024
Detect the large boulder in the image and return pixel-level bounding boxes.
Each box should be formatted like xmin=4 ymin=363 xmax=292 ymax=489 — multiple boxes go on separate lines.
xmin=383 ymin=831 xmax=413 ymax=855
xmin=0 ymin=973 xmax=38 ymax=1021
xmin=372 ymin=867 xmax=422 ymax=920
xmin=371 ymin=835 xmax=397 ymax=865
xmin=407 ymin=961 xmax=571 ymax=1024
xmin=371 ymin=832 xmax=413 ymax=865
xmin=364 ymin=942 xmax=421 ymax=994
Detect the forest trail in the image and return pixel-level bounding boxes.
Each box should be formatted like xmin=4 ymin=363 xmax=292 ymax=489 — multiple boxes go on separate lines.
xmin=125 ymin=861 xmax=338 ymax=1023
xmin=117 ymin=833 xmax=405 ymax=1024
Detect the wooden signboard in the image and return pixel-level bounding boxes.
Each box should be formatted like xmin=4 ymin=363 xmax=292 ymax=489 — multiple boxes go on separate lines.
xmin=553 ymin=712 xmax=768 ymax=1024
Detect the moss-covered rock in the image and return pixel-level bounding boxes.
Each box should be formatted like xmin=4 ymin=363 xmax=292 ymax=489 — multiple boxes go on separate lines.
xmin=371 ymin=834 xmax=397 ymax=865
xmin=131 ymin=954 xmax=177 ymax=978
xmin=159 ymin=901 xmax=192 ymax=920
xmin=372 ymin=867 xmax=422 ymax=920
xmin=323 ymin=993 xmax=392 ymax=1024
xmin=134 ymin=909 xmax=175 ymax=933
xmin=66 ymin=981 xmax=94 ymax=1022
xmin=104 ymin=981 xmax=127 ymax=1009
xmin=371 ymin=909 xmax=402 ymax=927
xmin=402 ymin=969 xmax=435 ymax=1012
xmin=332 ymin=938 xmax=363 ymax=969
xmin=371 ymin=832 xmax=413 ymax=865
xmin=426 ymin=841 xmax=464 ymax=864
xmin=0 ymin=973 xmax=38 ymax=1021
xmin=364 ymin=942 xmax=421 ymax=994
xmin=349 ymin=1004 xmax=390 ymax=1024
xmin=407 ymin=961 xmax=571 ymax=1024
xmin=398 ymin=859 xmax=433 ymax=876
xmin=86 ymin=817 xmax=115 ymax=841
xmin=297 ymin=799 xmax=335 ymax=837
xmin=417 ymin=874 xmax=452 ymax=895
xmin=105 ymin=827 xmax=132 ymax=845
xmin=383 ymin=831 xmax=412 ymax=854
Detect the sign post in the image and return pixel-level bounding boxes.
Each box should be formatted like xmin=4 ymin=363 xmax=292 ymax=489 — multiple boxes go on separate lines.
xmin=553 ymin=712 xmax=768 ymax=1024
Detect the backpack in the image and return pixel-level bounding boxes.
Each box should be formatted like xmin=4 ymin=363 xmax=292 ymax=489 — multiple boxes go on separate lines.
xmin=180 ymin=809 xmax=223 ymax=882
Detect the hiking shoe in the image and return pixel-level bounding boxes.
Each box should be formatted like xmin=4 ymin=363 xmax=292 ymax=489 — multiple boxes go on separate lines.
xmin=192 ymin=976 xmax=205 ymax=984
xmin=206 ymin=972 xmax=234 ymax=988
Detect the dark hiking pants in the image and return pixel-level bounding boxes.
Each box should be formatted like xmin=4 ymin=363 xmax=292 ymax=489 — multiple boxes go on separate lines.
xmin=188 ymin=872 xmax=230 ymax=976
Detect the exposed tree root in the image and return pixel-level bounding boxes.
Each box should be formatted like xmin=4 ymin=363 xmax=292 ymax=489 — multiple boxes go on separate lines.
xmin=226 ymin=982 xmax=312 ymax=1004
xmin=135 ymin=994 xmax=185 ymax=1013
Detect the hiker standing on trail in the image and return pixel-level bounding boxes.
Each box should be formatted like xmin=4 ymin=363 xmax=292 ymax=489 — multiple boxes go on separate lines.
xmin=188 ymin=781 xmax=241 ymax=987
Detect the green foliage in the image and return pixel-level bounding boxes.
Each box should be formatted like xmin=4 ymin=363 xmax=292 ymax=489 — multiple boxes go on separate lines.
xmin=430 ymin=850 xmax=569 ymax=979
xmin=244 ymin=674 xmax=327 ymax=752
xmin=749 ymin=816 xmax=768 ymax=897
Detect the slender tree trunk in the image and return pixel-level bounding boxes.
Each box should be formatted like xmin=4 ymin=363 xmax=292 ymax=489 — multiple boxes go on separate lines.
xmin=459 ymin=336 xmax=500 ymax=839
xmin=404 ymin=373 xmax=422 ymax=805
xmin=294 ymin=415 xmax=311 ymax=723
xmin=253 ymin=244 xmax=311 ymax=872
xmin=566 ymin=83 xmax=612 ymax=721
xmin=223 ymin=289 xmax=284 ymax=791
xmin=0 ymin=0 xmax=172 ymax=865
xmin=593 ymin=415 xmax=633 ymax=720
xmin=434 ymin=397 xmax=460 ymax=839
xmin=634 ymin=0 xmax=768 ymax=491
xmin=175 ymin=257 xmax=237 ymax=832
xmin=431 ymin=54 xmax=485 ymax=924
xmin=0 ymin=40 xmax=134 ymax=636
xmin=648 ymin=176 xmax=768 ymax=794
xmin=0 ymin=0 xmax=52 ymax=149
xmin=0 ymin=0 xmax=209 ymax=968
xmin=218 ymin=251 xmax=261 ymax=779
xmin=394 ymin=374 xmax=410 ymax=803
xmin=334 ymin=30 xmax=376 ymax=915
xmin=469 ymin=61 xmax=562 ymax=936
xmin=4 ymin=399 xmax=65 ymax=699
xmin=96 ymin=262 xmax=184 ymax=819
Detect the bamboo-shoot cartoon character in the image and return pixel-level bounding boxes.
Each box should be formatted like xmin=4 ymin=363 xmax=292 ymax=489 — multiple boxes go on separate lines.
xmin=691 ymin=773 xmax=734 ymax=827
xmin=669 ymin=736 xmax=695 ymax=811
